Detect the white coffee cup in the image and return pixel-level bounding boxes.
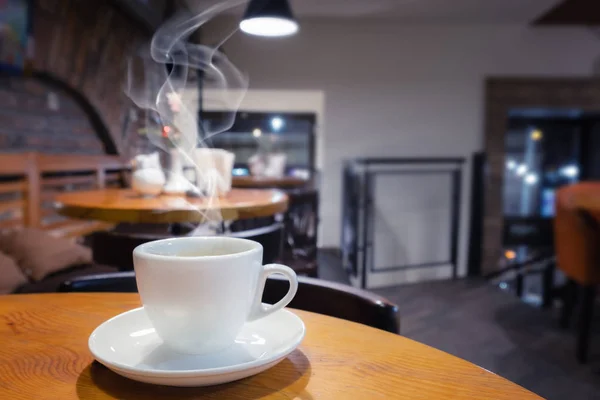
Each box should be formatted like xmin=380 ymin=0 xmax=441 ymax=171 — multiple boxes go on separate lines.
xmin=132 ymin=236 xmax=298 ymax=355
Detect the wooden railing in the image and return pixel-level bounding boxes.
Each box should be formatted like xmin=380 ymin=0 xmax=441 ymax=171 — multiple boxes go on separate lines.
xmin=0 ymin=152 xmax=128 ymax=239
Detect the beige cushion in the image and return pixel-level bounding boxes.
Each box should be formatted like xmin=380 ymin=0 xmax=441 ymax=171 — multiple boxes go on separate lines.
xmin=0 ymin=251 xmax=27 ymax=294
xmin=0 ymin=228 xmax=92 ymax=281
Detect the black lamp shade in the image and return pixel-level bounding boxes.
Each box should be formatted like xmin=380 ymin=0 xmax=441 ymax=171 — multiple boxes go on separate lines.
xmin=243 ymin=0 xmax=296 ymax=21
xmin=240 ymin=0 xmax=299 ymax=37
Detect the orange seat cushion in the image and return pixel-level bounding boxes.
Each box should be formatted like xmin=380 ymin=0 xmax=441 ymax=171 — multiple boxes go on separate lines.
xmin=554 ymin=183 xmax=600 ymax=285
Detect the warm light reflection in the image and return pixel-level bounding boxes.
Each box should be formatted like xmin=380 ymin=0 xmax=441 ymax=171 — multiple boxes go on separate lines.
xmin=252 ymin=128 xmax=262 ymax=137
xmin=505 ymin=250 xmax=516 ymax=260
xmin=531 ymin=129 xmax=543 ymax=141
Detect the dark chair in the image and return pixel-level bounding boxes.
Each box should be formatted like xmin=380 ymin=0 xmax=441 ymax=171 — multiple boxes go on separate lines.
xmin=59 ymin=272 xmax=400 ymax=334
xmin=92 ymin=222 xmax=284 ymax=270
xmin=264 ymin=275 xmax=398 ymax=333
xmin=229 ymin=185 xmax=320 ymax=278
xmin=280 ymin=188 xmax=319 ymax=277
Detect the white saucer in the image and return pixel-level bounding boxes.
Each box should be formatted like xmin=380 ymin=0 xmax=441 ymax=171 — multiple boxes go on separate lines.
xmin=88 ymin=307 xmax=305 ymax=387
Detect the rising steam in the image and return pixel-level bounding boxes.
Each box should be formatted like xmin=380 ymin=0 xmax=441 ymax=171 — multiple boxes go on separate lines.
xmin=125 ymin=0 xmax=248 ymax=224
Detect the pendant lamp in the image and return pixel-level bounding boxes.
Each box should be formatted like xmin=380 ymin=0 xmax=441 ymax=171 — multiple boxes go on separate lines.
xmin=240 ymin=0 xmax=299 ymax=37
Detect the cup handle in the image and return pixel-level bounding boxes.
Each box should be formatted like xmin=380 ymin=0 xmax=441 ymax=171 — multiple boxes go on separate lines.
xmin=248 ymin=263 xmax=298 ymax=321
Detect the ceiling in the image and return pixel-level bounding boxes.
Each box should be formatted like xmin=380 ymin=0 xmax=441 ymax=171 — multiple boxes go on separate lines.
xmin=188 ymin=0 xmax=562 ymax=24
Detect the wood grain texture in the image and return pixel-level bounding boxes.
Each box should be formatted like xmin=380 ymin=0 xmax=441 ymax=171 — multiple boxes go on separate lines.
xmin=0 ymin=293 xmax=540 ymax=399
xmin=0 ymin=181 xmax=27 ymax=194
xmin=55 ymin=189 xmax=289 ymax=223
xmin=0 ymin=218 xmax=23 ymax=229
xmin=232 ymin=176 xmax=308 ymax=189
xmin=0 ymin=200 xmax=26 ymax=215
xmin=42 ymin=175 xmax=97 ymax=188
xmin=0 ymin=152 xmax=35 ymax=174
xmin=567 ymin=192 xmax=600 ymax=220
xmin=25 ymin=154 xmax=40 ymax=228
xmin=38 ymin=154 xmax=125 ymax=173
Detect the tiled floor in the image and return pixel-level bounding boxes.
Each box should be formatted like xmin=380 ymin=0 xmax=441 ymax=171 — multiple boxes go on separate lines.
xmin=317 ymin=251 xmax=600 ymax=400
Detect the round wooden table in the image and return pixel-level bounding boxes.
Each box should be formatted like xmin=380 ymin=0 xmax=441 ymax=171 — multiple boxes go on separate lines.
xmin=0 ymin=293 xmax=541 ymax=399
xmin=54 ymin=188 xmax=288 ymax=223
xmin=232 ymin=176 xmax=308 ymax=189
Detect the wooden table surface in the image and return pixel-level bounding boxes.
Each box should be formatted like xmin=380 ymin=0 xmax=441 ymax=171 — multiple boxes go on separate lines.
xmin=0 ymin=293 xmax=541 ymax=399
xmin=232 ymin=176 xmax=308 ymax=189
xmin=54 ymin=188 xmax=288 ymax=223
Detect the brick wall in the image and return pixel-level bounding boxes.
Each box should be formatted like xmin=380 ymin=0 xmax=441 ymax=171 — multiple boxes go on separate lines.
xmin=0 ymin=0 xmax=151 ymax=154
xmin=0 ymin=76 xmax=106 ymax=153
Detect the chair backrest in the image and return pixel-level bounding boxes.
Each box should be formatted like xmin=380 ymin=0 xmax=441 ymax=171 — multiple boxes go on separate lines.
xmin=0 ymin=152 xmax=127 ymax=238
xmin=264 ymin=274 xmax=399 ymax=333
xmin=37 ymin=154 xmax=126 ymax=238
xmin=554 ymin=183 xmax=600 ymax=285
xmin=0 ymin=153 xmax=34 ymax=231
xmin=59 ymin=271 xmax=400 ymax=334
xmin=92 ymin=222 xmax=284 ymax=269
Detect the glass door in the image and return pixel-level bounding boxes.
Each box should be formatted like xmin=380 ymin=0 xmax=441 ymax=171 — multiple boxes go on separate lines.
xmin=502 ymin=111 xmax=583 ymax=303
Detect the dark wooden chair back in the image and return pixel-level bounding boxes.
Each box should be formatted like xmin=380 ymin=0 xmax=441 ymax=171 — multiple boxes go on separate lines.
xmin=92 ymin=222 xmax=284 ymax=269
xmin=264 ymin=274 xmax=399 ymax=333
xmin=59 ymin=271 xmax=400 ymax=334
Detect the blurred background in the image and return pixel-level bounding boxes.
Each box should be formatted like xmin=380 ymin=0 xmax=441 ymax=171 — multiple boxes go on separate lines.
xmin=1 ymin=1 xmax=600 ymax=398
